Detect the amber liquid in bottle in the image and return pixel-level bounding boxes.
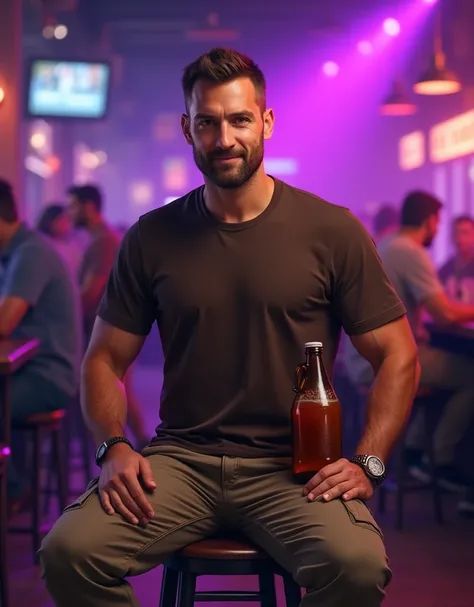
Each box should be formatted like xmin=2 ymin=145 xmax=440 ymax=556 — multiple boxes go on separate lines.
xmin=291 ymin=341 xmax=342 ymax=483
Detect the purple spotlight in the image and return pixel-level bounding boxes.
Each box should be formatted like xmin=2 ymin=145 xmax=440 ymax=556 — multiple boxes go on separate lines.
xmin=322 ymin=61 xmax=339 ymax=77
xmin=423 ymin=0 xmax=437 ymax=4
xmin=357 ymin=40 xmax=374 ymax=56
xmin=383 ymin=18 xmax=401 ymax=37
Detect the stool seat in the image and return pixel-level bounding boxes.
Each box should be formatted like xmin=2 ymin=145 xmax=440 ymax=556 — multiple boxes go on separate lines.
xmin=180 ymin=537 xmax=267 ymax=560
xmin=13 ymin=409 xmax=66 ymax=430
xmin=161 ymin=534 xmax=302 ymax=607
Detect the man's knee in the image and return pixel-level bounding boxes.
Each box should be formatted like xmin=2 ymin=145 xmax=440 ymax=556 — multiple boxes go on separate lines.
xmin=39 ymin=515 xmax=101 ymax=582
xmin=296 ymin=533 xmax=390 ymax=594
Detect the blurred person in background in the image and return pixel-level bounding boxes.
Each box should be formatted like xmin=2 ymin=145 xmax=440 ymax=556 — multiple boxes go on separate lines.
xmin=67 ymin=184 xmax=149 ymax=450
xmin=37 ymin=203 xmax=89 ymax=277
xmin=439 ymin=215 xmax=474 ymax=304
xmin=378 ymin=192 xmax=474 ymax=509
xmin=0 ymin=179 xmax=81 ymax=512
xmin=372 ymin=204 xmax=399 ymax=244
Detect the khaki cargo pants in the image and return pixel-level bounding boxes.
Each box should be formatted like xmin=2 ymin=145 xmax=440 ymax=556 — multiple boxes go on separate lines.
xmin=39 ymin=445 xmax=391 ymax=607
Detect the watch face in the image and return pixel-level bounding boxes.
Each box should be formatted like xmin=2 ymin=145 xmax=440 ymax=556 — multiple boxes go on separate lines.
xmin=367 ymin=456 xmax=385 ymax=477
xmin=96 ymin=443 xmax=107 ymax=461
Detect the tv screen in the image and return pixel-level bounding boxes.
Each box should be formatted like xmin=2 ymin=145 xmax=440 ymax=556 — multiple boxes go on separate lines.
xmin=26 ymin=59 xmax=111 ymax=119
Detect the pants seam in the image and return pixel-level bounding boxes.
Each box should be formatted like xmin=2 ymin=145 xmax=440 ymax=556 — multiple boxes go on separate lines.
xmin=118 ymin=514 xmax=215 ymax=578
xmin=239 ymin=514 xmax=299 ymax=578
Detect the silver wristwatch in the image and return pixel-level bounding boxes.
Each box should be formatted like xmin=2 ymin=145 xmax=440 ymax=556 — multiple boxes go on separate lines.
xmin=350 ymin=455 xmax=386 ymax=487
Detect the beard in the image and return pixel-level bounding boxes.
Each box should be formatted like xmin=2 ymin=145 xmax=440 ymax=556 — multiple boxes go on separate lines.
xmin=192 ymin=136 xmax=264 ymax=189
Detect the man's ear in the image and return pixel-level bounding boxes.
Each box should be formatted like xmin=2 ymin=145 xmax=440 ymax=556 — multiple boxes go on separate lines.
xmin=262 ymin=108 xmax=275 ymax=141
xmin=181 ymin=114 xmax=193 ymax=145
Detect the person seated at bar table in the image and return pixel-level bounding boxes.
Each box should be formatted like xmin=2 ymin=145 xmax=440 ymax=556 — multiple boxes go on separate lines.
xmin=348 ymin=191 xmax=474 ymax=500
xmin=0 ymin=179 xmax=81 ymax=512
xmin=438 ymin=215 xmax=474 ymax=305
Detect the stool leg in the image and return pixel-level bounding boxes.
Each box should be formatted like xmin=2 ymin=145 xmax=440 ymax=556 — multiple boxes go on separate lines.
xmin=53 ymin=428 xmax=68 ymax=512
xmin=258 ymin=572 xmax=277 ymax=607
xmin=176 ymin=572 xmax=196 ymax=607
xmin=158 ymin=567 xmax=179 ymax=607
xmin=0 ymin=471 xmax=9 ymax=607
xmin=282 ymin=573 xmax=301 ymax=607
xmin=32 ymin=427 xmax=42 ymax=563
xmin=377 ymin=485 xmax=387 ymax=514
xmin=42 ymin=435 xmax=55 ymax=517
xmin=424 ymin=410 xmax=444 ymax=526
xmin=395 ymin=441 xmax=406 ymax=531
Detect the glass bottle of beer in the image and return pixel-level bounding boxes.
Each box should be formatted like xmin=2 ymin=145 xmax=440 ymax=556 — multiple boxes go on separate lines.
xmin=291 ymin=341 xmax=342 ymax=482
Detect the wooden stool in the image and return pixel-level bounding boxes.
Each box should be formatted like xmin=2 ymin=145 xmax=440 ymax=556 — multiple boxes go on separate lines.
xmin=0 ymin=446 xmax=9 ymax=607
xmin=10 ymin=410 xmax=68 ymax=561
xmin=159 ymin=536 xmax=302 ymax=607
xmin=376 ymin=387 xmax=444 ymax=530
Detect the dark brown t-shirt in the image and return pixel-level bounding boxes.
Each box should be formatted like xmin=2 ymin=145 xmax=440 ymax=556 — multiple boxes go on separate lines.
xmin=98 ymin=179 xmax=405 ymax=457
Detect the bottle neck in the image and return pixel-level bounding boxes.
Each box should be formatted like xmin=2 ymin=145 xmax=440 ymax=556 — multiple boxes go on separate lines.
xmin=305 ymin=348 xmax=333 ymax=395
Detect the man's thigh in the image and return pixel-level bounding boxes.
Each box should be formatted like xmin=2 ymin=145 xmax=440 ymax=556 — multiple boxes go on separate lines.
xmin=40 ymin=446 xmax=221 ymax=577
xmin=231 ymin=458 xmax=390 ymax=596
xmin=419 ymin=345 xmax=474 ymax=390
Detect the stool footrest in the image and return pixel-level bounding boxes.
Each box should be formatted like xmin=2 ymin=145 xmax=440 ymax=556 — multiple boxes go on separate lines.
xmin=194 ymin=590 xmax=260 ymax=601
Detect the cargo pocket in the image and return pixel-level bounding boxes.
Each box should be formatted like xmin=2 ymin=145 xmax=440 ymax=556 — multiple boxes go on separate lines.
xmin=63 ymin=477 xmax=99 ymax=513
xmin=341 ymin=499 xmax=384 ymax=539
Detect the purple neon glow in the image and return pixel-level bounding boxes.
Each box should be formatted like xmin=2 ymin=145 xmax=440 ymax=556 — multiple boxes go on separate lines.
xmin=383 ymin=18 xmax=401 ymax=37
xmin=357 ymin=40 xmax=374 ymax=55
xmin=1 ymin=445 xmax=11 ymax=456
xmin=322 ymin=61 xmax=339 ymax=77
xmin=423 ymin=0 xmax=437 ymax=4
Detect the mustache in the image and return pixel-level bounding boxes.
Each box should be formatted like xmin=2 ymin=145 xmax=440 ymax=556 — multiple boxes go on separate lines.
xmin=209 ymin=151 xmax=243 ymax=160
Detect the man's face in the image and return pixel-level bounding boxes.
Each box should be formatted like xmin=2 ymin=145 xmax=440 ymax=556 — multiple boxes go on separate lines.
xmin=67 ymin=195 xmax=87 ymax=227
xmin=181 ymin=77 xmax=274 ymax=189
xmin=453 ymin=219 xmax=474 ymax=256
xmin=423 ymin=212 xmax=440 ymax=247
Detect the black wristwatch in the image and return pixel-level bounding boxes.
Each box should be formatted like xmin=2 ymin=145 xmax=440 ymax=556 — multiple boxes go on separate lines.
xmin=95 ymin=437 xmax=134 ymax=467
xmin=350 ymin=455 xmax=386 ymax=487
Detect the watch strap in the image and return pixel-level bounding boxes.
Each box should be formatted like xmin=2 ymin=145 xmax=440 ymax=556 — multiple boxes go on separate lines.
xmin=350 ymin=454 xmax=386 ymax=487
xmin=96 ymin=436 xmax=134 ymax=467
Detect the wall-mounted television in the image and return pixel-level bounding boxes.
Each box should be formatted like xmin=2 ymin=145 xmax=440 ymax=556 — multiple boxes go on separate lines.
xmin=26 ymin=59 xmax=111 ymax=120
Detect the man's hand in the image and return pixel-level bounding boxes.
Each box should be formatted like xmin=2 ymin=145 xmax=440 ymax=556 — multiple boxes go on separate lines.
xmin=303 ymin=458 xmax=374 ymax=502
xmin=99 ymin=444 xmax=156 ymax=525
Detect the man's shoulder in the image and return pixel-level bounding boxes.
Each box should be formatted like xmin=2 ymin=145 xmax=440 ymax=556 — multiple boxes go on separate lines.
xmin=381 ymin=235 xmax=433 ymax=268
xmin=280 ymin=181 xmax=349 ymax=214
xmin=13 ymin=229 xmax=58 ymax=259
xmin=278 ymin=180 xmax=362 ymax=235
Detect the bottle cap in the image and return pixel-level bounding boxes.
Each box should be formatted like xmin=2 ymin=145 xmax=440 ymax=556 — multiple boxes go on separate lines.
xmin=305 ymin=341 xmax=323 ymax=349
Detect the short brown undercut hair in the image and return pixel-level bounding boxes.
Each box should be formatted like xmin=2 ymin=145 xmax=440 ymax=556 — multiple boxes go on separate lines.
xmin=181 ymin=47 xmax=267 ymax=112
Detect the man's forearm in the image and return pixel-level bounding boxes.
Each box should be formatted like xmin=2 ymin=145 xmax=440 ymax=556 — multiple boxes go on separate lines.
xmin=356 ymin=354 xmax=420 ymax=461
xmin=81 ymin=356 xmax=128 ymax=446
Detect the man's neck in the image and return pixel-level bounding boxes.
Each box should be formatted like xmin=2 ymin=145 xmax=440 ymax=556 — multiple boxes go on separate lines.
xmin=398 ymin=227 xmax=425 ymax=246
xmin=203 ymin=169 xmax=275 ymax=224
xmin=0 ymin=221 xmax=21 ymax=252
xmin=86 ymin=216 xmax=106 ymax=235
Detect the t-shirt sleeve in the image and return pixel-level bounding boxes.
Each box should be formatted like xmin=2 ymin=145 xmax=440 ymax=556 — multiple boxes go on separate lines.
xmin=332 ymin=211 xmax=406 ymax=336
xmin=404 ymin=246 xmax=444 ymax=304
xmin=96 ymin=222 xmax=155 ymax=335
xmin=1 ymin=244 xmax=48 ymax=305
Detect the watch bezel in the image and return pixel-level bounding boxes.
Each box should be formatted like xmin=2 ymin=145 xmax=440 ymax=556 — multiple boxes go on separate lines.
xmin=365 ymin=455 xmax=385 ymax=478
